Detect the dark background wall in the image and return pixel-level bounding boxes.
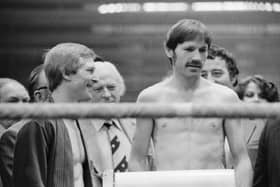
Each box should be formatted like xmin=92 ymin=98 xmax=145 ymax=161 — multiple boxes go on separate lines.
xmin=1 ymin=0 xmax=280 ymax=101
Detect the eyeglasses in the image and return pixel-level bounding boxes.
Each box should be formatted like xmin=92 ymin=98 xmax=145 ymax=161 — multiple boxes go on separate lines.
xmin=35 ymin=86 xmax=49 ymax=92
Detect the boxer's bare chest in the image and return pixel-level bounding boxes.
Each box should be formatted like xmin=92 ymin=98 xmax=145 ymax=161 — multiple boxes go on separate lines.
xmin=152 ymin=87 xmax=225 ymax=153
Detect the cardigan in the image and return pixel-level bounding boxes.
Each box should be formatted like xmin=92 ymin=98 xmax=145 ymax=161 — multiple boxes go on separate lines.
xmin=0 ymin=120 xmax=29 ymax=187
xmin=13 ymin=119 xmax=101 ymax=187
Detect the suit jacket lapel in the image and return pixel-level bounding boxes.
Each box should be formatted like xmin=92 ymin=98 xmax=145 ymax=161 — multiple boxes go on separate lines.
xmin=76 ymin=120 xmax=102 ymax=187
xmin=117 ymin=119 xmax=136 ymax=143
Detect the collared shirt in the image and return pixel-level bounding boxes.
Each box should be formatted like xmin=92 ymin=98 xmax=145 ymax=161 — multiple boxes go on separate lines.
xmin=90 ymin=118 xmax=132 ymax=174
xmin=93 ymin=119 xmax=122 ymax=132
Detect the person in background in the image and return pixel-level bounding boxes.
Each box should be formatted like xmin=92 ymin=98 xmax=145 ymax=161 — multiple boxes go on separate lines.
xmin=201 ymin=44 xmax=239 ymax=89
xmin=0 ymin=78 xmax=29 ymax=187
xmin=236 ymin=75 xmax=279 ymax=167
xmin=90 ymin=61 xmax=126 ymax=103
xmin=13 ymin=43 xmax=101 ymax=187
xmin=237 ymin=75 xmax=279 ymax=103
xmin=27 ymin=64 xmax=52 ymax=103
xmin=81 ymin=61 xmax=138 ymax=175
xmin=0 ymin=64 xmax=51 ymax=187
xmin=0 ymin=78 xmax=29 ymax=136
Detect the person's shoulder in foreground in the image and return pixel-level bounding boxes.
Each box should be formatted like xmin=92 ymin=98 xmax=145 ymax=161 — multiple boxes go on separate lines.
xmin=201 ymin=78 xmax=240 ymax=102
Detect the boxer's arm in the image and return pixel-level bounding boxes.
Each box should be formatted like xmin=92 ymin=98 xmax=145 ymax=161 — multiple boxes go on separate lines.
xmin=225 ymin=93 xmax=253 ymax=187
xmin=129 ymin=118 xmax=154 ymax=171
xmin=129 ymin=91 xmax=154 ymax=171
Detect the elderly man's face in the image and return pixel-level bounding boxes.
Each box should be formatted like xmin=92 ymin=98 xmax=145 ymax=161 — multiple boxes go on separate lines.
xmin=90 ymin=76 xmax=121 ymax=103
xmin=0 ymin=82 xmax=29 ymax=103
xmin=0 ymin=81 xmax=30 ymax=128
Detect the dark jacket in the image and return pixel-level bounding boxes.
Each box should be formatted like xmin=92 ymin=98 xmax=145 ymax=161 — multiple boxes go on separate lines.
xmin=0 ymin=120 xmax=29 ymax=187
xmin=0 ymin=130 xmax=17 ymax=187
xmin=253 ymin=118 xmax=280 ymax=187
xmin=13 ymin=119 xmax=101 ymax=187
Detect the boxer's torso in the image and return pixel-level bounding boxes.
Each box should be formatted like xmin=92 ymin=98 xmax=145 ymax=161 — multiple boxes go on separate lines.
xmin=149 ymin=80 xmax=228 ymax=170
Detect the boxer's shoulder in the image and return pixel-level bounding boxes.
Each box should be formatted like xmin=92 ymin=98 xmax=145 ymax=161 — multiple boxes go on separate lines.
xmin=198 ymin=79 xmax=239 ymax=103
xmin=137 ymin=81 xmax=171 ymax=103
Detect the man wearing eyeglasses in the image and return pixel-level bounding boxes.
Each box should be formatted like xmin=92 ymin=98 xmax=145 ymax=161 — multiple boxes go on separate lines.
xmin=28 ymin=64 xmax=52 ymax=103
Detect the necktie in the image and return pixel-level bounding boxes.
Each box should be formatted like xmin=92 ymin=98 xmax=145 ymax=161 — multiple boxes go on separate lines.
xmin=104 ymin=121 xmax=128 ymax=172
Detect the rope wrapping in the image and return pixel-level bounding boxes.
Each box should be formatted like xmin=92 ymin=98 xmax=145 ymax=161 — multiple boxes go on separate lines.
xmin=0 ymin=103 xmax=279 ymax=119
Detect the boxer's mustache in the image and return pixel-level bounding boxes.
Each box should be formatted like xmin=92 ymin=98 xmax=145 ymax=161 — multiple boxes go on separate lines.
xmin=185 ymin=60 xmax=202 ymax=68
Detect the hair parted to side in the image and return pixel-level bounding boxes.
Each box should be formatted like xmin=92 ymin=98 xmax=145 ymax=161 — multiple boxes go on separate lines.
xmin=94 ymin=61 xmax=126 ymax=96
xmin=165 ymin=19 xmax=212 ymax=51
xmin=44 ymin=43 xmax=97 ymax=92
xmin=236 ymin=75 xmax=279 ymax=102
xmin=207 ymin=44 xmax=239 ymax=86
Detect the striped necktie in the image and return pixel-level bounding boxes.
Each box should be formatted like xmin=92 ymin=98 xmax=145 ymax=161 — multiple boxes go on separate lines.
xmin=104 ymin=121 xmax=128 ymax=172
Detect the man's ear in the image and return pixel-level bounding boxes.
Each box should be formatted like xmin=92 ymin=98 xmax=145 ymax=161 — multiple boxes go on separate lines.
xmin=33 ymin=91 xmax=42 ymax=102
xmin=163 ymin=44 xmax=174 ymax=59
xmin=62 ymin=70 xmax=71 ymax=81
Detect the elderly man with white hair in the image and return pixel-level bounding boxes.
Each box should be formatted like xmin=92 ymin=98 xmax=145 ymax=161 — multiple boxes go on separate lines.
xmin=81 ymin=61 xmax=136 ymax=177
xmin=90 ymin=61 xmax=126 ymax=103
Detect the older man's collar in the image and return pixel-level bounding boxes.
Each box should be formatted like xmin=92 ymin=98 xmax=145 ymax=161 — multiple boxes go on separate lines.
xmin=93 ymin=118 xmax=121 ymax=132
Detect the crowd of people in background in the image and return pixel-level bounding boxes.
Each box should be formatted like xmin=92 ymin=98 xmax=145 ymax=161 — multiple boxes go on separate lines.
xmin=0 ymin=19 xmax=279 ymax=187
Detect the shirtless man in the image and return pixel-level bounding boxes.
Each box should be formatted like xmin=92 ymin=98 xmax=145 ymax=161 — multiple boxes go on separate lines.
xmin=129 ymin=19 xmax=252 ymax=187
xmin=13 ymin=43 xmax=101 ymax=187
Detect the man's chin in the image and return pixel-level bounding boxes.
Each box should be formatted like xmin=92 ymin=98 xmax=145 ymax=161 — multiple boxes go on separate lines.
xmin=184 ymin=70 xmax=201 ymax=77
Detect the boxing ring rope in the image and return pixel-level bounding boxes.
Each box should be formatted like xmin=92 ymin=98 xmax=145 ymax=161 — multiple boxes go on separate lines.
xmin=1 ymin=102 xmax=276 ymax=187
xmin=0 ymin=102 xmax=279 ymax=119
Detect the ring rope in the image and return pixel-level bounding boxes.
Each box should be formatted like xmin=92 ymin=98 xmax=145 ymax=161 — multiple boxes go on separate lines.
xmin=0 ymin=103 xmax=279 ymax=119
